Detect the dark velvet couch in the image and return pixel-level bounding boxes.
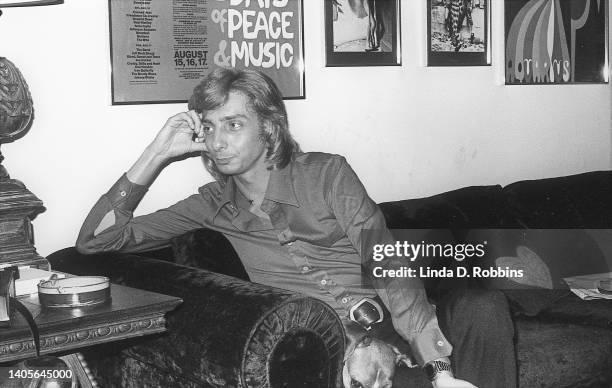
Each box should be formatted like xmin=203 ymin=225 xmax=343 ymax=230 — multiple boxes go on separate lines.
xmin=47 ymin=170 xmax=612 ymax=387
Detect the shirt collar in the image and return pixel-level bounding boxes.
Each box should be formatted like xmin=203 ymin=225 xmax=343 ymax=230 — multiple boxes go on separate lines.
xmin=213 ymin=159 xmax=299 ymax=218
xmin=264 ymin=161 xmax=299 ymax=207
xmin=212 ymin=178 xmax=238 ymax=220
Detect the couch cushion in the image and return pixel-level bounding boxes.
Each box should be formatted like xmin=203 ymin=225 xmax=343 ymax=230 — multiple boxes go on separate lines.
xmin=538 ymin=293 xmax=612 ymax=329
xmin=516 ymin=318 xmax=612 ymax=388
xmin=503 ymin=171 xmax=612 ymax=228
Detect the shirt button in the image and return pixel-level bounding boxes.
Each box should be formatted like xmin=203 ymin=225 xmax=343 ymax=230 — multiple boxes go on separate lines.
xmin=119 ymin=190 xmax=127 ymax=197
xmin=437 ymin=341 xmax=444 ymax=347
xmin=341 ymin=297 xmax=349 ymax=304
xmin=301 ymin=266 xmax=310 ymax=272
xmin=320 ymin=279 xmax=327 ymax=286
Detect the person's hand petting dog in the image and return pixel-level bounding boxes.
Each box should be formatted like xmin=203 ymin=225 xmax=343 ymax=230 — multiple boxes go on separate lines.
xmin=432 ymin=373 xmax=478 ymax=388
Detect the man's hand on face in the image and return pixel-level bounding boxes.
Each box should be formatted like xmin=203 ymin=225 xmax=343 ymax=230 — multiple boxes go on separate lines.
xmin=127 ymin=110 xmax=209 ymax=185
xmin=149 ymin=110 xmax=208 ymax=160
xmin=432 ymin=373 xmax=478 ymax=388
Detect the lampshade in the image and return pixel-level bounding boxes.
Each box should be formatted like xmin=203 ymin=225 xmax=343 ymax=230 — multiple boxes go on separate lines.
xmin=0 ymin=57 xmax=34 ymax=144
xmin=0 ymin=0 xmax=63 ymax=7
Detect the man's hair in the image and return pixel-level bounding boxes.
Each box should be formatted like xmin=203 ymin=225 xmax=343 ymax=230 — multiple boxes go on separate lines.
xmin=188 ymin=68 xmax=300 ymax=181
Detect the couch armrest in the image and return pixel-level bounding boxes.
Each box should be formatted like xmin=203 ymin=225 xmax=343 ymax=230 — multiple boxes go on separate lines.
xmin=47 ymin=248 xmax=346 ymax=388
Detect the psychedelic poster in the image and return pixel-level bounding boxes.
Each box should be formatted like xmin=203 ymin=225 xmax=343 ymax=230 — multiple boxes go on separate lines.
xmin=109 ymin=0 xmax=304 ymax=104
xmin=505 ymin=0 xmax=608 ymax=84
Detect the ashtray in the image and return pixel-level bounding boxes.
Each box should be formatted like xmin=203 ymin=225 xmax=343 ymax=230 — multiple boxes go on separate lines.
xmin=597 ymin=279 xmax=612 ymax=295
xmin=38 ymin=276 xmax=111 ymax=308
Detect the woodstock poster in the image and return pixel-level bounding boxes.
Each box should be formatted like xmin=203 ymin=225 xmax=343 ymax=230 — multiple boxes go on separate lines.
xmin=505 ymin=0 xmax=608 ymax=84
xmin=109 ymin=0 xmax=304 ymax=104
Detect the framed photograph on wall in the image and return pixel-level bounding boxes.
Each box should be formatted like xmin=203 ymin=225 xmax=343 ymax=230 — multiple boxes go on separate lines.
xmin=505 ymin=0 xmax=609 ymax=84
xmin=109 ymin=0 xmax=305 ymax=104
xmin=427 ymin=0 xmax=490 ymax=66
xmin=324 ymin=0 xmax=401 ymax=67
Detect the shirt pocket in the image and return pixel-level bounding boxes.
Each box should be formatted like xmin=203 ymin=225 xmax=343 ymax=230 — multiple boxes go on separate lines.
xmin=285 ymin=208 xmax=346 ymax=247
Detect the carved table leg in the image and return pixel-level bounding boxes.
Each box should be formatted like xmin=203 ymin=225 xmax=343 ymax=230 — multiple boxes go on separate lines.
xmin=60 ymin=353 xmax=98 ymax=388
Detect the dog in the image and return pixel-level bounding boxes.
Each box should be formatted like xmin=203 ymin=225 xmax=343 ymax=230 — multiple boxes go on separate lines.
xmin=342 ymin=322 xmax=416 ymax=388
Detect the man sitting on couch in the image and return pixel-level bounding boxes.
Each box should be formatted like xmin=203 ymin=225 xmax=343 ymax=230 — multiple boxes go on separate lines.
xmin=76 ymin=68 xmax=515 ymax=388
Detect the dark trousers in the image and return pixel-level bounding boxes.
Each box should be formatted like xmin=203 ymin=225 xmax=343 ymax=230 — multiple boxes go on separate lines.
xmin=389 ymin=289 xmax=517 ymax=388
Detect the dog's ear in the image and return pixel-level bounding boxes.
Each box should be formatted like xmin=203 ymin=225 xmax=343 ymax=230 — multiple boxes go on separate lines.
xmin=344 ymin=332 xmax=370 ymax=363
xmin=390 ymin=344 xmax=417 ymax=368
xmin=342 ymin=363 xmax=352 ymax=388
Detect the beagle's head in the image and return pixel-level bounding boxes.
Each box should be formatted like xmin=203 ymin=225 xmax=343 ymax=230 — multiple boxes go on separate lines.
xmin=342 ymin=336 xmax=413 ymax=388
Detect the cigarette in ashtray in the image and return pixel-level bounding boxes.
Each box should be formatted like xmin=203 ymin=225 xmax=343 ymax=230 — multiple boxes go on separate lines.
xmin=37 ymin=273 xmax=60 ymax=287
xmin=597 ymin=279 xmax=612 ymax=295
xmin=48 ymin=273 xmax=60 ymax=286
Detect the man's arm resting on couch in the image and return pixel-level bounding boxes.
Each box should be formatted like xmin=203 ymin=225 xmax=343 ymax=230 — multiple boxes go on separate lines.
xmin=77 ymin=111 xmax=209 ymax=255
xmin=76 ymin=173 xmax=207 ymax=254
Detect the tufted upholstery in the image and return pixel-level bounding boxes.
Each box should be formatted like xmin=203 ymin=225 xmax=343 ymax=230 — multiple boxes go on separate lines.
xmin=48 ymin=250 xmax=345 ymax=387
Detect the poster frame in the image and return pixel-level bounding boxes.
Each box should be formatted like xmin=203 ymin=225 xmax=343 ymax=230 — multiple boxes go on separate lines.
xmin=324 ymin=0 xmax=402 ymax=67
xmin=426 ymin=0 xmax=491 ymax=67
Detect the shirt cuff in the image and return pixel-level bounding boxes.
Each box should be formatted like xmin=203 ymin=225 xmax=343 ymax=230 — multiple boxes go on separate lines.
xmin=409 ymin=325 xmax=453 ymax=366
xmin=106 ymin=173 xmax=149 ymax=211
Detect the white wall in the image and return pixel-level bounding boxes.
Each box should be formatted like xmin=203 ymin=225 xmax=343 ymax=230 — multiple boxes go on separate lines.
xmin=0 ymin=0 xmax=610 ymax=257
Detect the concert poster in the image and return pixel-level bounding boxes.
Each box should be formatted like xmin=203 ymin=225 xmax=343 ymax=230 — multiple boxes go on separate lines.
xmin=109 ymin=0 xmax=305 ymax=104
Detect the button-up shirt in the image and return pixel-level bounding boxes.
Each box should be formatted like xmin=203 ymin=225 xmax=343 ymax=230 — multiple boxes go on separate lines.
xmin=76 ymin=152 xmax=452 ymax=365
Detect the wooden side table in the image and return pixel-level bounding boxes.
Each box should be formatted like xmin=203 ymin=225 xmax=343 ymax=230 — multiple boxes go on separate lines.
xmin=0 ymin=283 xmax=182 ymax=387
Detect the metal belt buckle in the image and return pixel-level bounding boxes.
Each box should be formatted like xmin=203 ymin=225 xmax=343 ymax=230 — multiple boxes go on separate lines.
xmin=348 ymin=297 xmax=384 ymax=331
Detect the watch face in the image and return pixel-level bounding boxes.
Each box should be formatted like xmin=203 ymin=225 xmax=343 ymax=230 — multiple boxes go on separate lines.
xmin=424 ymin=361 xmax=451 ymax=381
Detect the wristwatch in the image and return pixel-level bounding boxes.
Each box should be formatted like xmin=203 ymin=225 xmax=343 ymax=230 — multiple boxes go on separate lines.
xmin=424 ymin=360 xmax=452 ymax=381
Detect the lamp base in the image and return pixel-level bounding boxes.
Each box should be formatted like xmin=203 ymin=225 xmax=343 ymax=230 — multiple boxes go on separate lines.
xmin=0 ymin=150 xmax=47 ymax=269
xmin=0 ymin=149 xmax=8 ymax=181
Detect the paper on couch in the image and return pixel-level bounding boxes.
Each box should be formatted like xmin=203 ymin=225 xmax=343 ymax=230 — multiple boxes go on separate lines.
xmin=563 ymin=272 xmax=612 ymax=300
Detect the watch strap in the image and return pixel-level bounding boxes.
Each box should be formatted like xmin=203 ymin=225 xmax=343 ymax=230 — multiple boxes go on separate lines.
xmin=424 ymin=360 xmax=452 ymax=381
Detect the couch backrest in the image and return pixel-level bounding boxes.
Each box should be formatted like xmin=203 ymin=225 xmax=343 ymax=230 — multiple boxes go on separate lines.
xmin=502 ymin=170 xmax=612 ymax=228
xmin=379 ymin=170 xmax=612 ymax=277
xmin=379 ymin=170 xmax=612 ymax=229
xmin=170 ymin=170 xmax=612 ymax=279
xmin=378 ymin=184 xmax=505 ymax=229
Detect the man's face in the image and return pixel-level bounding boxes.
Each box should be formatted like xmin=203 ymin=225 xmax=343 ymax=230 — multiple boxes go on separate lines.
xmin=201 ymin=91 xmax=268 ymax=178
